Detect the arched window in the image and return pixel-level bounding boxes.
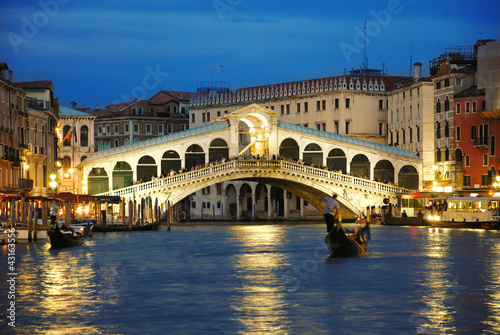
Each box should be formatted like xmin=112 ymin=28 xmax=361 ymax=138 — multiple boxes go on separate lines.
xmin=390 ymin=110 xmax=393 ymax=123
xmin=491 ymin=136 xmax=496 ymax=157
xmin=80 ymin=125 xmax=89 ymax=147
xmin=124 ymin=138 xmax=130 ymax=146
xmin=436 ymin=99 xmax=441 ymax=113
xmin=114 ymin=139 xmax=119 ymax=147
xmin=63 ymin=125 xmax=70 ymax=146
xmin=445 ymin=97 xmax=450 ymax=111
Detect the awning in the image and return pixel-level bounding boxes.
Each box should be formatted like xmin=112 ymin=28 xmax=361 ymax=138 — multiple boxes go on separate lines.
xmin=94 ymin=195 xmax=121 ymax=204
xmin=0 ymin=191 xmax=21 ymax=198
xmin=55 ymin=192 xmax=94 ymax=203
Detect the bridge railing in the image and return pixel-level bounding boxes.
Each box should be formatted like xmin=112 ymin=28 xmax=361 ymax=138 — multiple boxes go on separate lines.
xmin=98 ymin=159 xmax=409 ymax=197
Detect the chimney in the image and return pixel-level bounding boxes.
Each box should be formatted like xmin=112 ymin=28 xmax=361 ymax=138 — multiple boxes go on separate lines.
xmin=8 ymin=70 xmax=13 ymax=82
xmin=413 ymin=62 xmax=422 ymax=81
xmin=71 ymin=101 xmax=77 ymax=109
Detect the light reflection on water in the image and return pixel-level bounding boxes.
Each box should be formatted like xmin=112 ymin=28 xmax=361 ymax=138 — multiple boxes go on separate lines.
xmin=1 ymin=224 xmax=500 ymax=334
xmin=230 ymin=226 xmax=291 ymax=333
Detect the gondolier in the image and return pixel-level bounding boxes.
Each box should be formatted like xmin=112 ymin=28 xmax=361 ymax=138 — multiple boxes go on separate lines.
xmin=323 ymin=193 xmax=339 ymax=232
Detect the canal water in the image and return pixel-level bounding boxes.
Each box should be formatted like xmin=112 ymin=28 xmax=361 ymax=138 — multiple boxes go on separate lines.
xmin=1 ymin=223 xmax=500 ymax=334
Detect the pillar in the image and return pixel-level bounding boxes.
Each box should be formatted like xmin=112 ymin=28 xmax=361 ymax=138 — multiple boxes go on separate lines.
xmin=236 ymin=193 xmax=242 ymax=220
xmin=267 ymin=192 xmax=272 ymax=219
xmin=251 ymin=192 xmax=256 ymax=219
xmin=222 ymin=195 xmax=227 ymax=219
xmin=284 ymin=190 xmax=290 ymax=219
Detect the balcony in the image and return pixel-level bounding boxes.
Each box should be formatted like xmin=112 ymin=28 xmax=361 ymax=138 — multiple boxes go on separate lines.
xmin=26 ymin=97 xmax=50 ymax=110
xmin=18 ymin=178 xmax=34 ymax=192
xmin=473 ymin=138 xmax=488 ymax=148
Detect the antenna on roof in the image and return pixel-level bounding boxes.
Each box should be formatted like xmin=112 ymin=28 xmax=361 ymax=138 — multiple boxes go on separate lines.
xmin=362 ymin=18 xmax=368 ymax=69
xmin=409 ymin=43 xmax=413 ymax=77
xmin=477 ymin=25 xmax=484 ymax=36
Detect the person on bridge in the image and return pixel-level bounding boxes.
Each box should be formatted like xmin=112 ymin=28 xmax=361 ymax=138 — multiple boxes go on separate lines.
xmin=323 ymin=193 xmax=340 ymax=232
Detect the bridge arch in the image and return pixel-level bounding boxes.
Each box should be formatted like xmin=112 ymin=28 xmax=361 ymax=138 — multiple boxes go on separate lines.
xmin=303 ymin=143 xmax=323 ymax=166
xmin=88 ymin=167 xmax=109 ymax=194
xmin=112 ymin=161 xmax=133 ymax=190
xmin=374 ymin=159 xmax=395 ymax=184
xmin=326 ymin=148 xmax=347 ymax=173
xmin=398 ymin=165 xmax=419 ymax=189
xmin=185 ymin=144 xmax=205 ymax=169
xmin=209 ymin=138 xmax=229 ymax=162
xmin=350 ymin=154 xmax=370 ymax=178
xmin=162 ymin=150 xmax=181 ymax=175
xmin=279 ymin=138 xmax=299 ymax=160
xmin=137 ymin=155 xmax=157 ymax=181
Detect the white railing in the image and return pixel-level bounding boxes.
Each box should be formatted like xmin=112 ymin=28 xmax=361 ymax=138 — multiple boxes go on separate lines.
xmin=97 ymin=160 xmax=409 ymax=197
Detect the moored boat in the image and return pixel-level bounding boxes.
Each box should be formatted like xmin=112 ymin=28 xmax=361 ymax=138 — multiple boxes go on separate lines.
xmin=324 ymin=223 xmax=370 ymax=257
xmin=92 ymin=221 xmax=159 ymax=232
xmin=47 ymin=222 xmax=93 ymax=248
xmin=427 ymin=197 xmax=500 ymax=229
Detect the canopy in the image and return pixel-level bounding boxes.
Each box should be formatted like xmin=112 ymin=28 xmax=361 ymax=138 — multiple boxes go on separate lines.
xmin=55 ymin=192 xmax=94 ymax=203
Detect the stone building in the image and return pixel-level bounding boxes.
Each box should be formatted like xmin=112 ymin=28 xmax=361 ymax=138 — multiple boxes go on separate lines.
xmin=59 ymin=105 xmax=96 ymax=194
xmin=0 ymin=63 xmax=31 ymax=195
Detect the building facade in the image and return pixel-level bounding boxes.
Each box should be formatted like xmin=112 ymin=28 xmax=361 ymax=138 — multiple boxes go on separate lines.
xmin=16 ymin=79 xmax=60 ymax=196
xmin=0 ymin=63 xmax=30 ymax=195
xmin=59 ymin=105 xmax=96 ymax=194
xmin=93 ymin=91 xmax=192 ymax=164
xmin=387 ymin=63 xmax=436 ymax=189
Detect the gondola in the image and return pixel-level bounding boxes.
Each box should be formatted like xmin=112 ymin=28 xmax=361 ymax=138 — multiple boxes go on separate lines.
xmin=324 ymin=222 xmax=370 ymax=257
xmin=47 ymin=222 xmax=93 ymax=249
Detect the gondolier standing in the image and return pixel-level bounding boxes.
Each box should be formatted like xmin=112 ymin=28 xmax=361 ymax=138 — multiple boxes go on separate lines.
xmin=324 ymin=193 xmax=340 ymax=232
xmin=50 ymin=201 xmax=59 ymax=225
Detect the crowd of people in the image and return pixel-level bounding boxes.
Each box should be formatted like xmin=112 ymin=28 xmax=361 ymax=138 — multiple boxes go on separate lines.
xmin=133 ymin=154 xmax=400 ymax=188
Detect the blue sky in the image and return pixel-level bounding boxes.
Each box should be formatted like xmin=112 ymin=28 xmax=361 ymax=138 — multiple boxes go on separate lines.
xmin=1 ymin=0 xmax=499 ymax=109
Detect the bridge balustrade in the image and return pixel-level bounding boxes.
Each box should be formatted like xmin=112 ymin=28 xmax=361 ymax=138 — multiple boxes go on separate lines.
xmin=99 ymin=160 xmax=408 ymax=198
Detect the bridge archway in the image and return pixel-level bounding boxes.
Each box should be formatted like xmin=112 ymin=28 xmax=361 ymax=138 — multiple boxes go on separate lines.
xmin=225 ymin=184 xmax=237 ymax=218
xmin=162 ymin=150 xmax=181 ymax=175
xmin=279 ymin=138 xmax=299 ymax=160
xmin=327 ymin=149 xmax=347 ymax=173
xmin=185 ymin=144 xmax=205 ymax=169
xmin=88 ymin=167 xmax=109 ymax=194
xmin=398 ymin=165 xmax=419 ymax=189
xmin=137 ymin=156 xmax=157 ymax=182
xmin=303 ymin=143 xmax=323 ymax=166
xmin=209 ymin=138 xmax=229 ymax=162
xmin=374 ymin=160 xmax=394 ymax=184
xmin=351 ymin=154 xmax=370 ymax=178
xmin=112 ymin=161 xmax=133 ymax=190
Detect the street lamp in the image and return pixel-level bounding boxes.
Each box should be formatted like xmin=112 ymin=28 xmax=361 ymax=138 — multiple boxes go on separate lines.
xmin=493 ymin=175 xmax=500 ymax=189
xmin=49 ymin=173 xmax=58 ymax=198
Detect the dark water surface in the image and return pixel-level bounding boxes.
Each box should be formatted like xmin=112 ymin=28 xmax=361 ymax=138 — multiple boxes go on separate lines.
xmin=1 ymin=224 xmax=500 ymax=334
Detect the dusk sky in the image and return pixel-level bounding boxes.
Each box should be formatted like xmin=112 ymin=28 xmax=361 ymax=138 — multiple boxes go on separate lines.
xmin=1 ymin=0 xmax=499 ymax=109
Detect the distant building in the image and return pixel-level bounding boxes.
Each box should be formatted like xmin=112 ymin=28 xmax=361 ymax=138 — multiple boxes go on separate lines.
xmin=91 ymin=91 xmax=194 ymax=185
xmin=16 ymin=79 xmax=59 ymax=196
xmin=59 ymin=105 xmax=95 ymax=194
xmin=387 ymin=63 xmax=436 ymax=189
xmin=0 ymin=63 xmax=31 ymax=195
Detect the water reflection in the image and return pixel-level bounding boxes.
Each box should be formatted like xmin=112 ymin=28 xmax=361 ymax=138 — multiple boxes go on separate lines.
xmin=482 ymin=235 xmax=500 ymax=333
xmin=229 ymin=226 xmax=291 ymax=334
xmin=417 ymin=228 xmax=456 ymax=334
xmin=15 ymin=244 xmax=102 ymax=334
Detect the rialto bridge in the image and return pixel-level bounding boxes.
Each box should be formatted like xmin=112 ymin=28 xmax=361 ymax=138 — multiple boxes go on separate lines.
xmin=80 ymin=104 xmax=421 ymax=221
